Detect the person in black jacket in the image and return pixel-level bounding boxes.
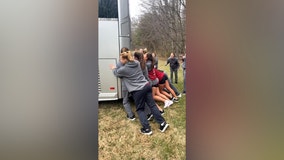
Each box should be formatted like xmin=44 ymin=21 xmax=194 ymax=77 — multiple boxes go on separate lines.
xmin=165 ymin=53 xmax=180 ymax=84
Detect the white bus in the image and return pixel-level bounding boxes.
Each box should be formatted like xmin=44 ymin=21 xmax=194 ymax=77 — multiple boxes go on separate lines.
xmin=98 ymin=0 xmax=131 ymax=101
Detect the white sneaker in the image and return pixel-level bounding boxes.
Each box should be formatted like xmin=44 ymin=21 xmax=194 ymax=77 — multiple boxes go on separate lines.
xmin=177 ymin=93 xmax=182 ymax=98
xmin=168 ymin=100 xmax=173 ymax=106
xmin=164 ymin=101 xmax=169 ymax=108
xmin=164 ymin=100 xmax=171 ymax=108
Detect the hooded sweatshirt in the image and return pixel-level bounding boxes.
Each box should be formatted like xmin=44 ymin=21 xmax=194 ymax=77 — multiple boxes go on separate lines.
xmin=153 ymin=68 xmax=165 ymax=82
xmin=113 ymin=60 xmax=148 ymax=93
xmin=146 ymin=60 xmax=156 ymax=80
xmin=146 ymin=60 xmax=159 ymax=85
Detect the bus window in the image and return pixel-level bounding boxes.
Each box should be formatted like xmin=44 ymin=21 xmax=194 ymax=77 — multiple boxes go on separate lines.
xmin=99 ymin=0 xmax=118 ymax=18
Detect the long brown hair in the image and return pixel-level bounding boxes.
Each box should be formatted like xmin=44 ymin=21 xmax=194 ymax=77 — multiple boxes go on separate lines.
xmin=134 ymin=52 xmax=146 ymax=70
xmin=146 ymin=52 xmax=155 ymax=69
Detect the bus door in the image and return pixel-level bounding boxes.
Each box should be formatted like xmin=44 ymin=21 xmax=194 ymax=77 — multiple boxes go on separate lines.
xmin=98 ymin=19 xmax=121 ymax=101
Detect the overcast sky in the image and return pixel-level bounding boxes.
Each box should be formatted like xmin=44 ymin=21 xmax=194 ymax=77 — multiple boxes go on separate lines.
xmin=129 ymin=0 xmax=142 ymax=18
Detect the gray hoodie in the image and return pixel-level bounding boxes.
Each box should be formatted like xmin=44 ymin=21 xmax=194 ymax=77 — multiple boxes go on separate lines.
xmin=113 ymin=60 xmax=148 ymax=93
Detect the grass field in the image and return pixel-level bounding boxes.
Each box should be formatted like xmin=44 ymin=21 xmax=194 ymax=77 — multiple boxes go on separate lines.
xmin=98 ymin=59 xmax=186 ymax=160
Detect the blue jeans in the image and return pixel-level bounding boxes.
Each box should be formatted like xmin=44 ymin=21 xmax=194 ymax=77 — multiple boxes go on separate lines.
xmin=131 ymin=84 xmax=165 ymax=129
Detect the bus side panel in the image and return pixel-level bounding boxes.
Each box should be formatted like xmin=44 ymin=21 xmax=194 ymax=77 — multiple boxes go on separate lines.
xmin=118 ymin=0 xmax=131 ymax=50
xmin=98 ymin=20 xmax=122 ymax=101
xmin=98 ymin=59 xmax=120 ymax=101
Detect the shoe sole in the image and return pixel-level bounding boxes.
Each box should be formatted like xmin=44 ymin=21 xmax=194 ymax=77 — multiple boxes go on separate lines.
xmin=173 ymin=98 xmax=179 ymax=103
xmin=147 ymin=114 xmax=153 ymax=121
xmin=141 ymin=131 xmax=153 ymax=135
xmin=160 ymin=123 xmax=169 ymax=132
xmin=127 ymin=118 xmax=135 ymax=121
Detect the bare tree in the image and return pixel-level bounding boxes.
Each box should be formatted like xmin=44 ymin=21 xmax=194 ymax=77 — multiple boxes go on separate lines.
xmin=131 ymin=0 xmax=186 ymax=57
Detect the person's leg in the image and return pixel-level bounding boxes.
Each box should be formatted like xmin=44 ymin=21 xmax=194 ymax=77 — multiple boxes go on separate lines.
xmin=152 ymin=87 xmax=167 ymax=102
xmin=155 ymin=103 xmax=163 ymax=112
xmin=165 ymin=80 xmax=177 ymax=98
xmin=144 ymin=85 xmax=165 ymax=124
xmin=158 ymin=84 xmax=171 ymax=98
xmin=144 ymin=85 xmax=169 ymax=132
xmin=144 ymin=103 xmax=151 ymax=115
xmin=170 ymin=67 xmax=173 ymax=82
xmin=163 ymin=73 xmax=180 ymax=95
xmin=174 ymin=69 xmax=178 ymax=83
xmin=160 ymin=90 xmax=172 ymax=99
xmin=131 ymin=88 xmax=151 ymax=130
xmin=156 ymin=87 xmax=170 ymax=100
xmin=122 ymin=90 xmax=135 ymax=118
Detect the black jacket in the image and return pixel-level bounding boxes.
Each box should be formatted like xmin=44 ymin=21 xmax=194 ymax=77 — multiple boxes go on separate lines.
xmin=166 ymin=57 xmax=180 ymax=70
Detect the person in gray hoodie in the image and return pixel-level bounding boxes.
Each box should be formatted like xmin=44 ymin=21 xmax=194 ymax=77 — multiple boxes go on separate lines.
xmin=110 ymin=51 xmax=169 ymax=135
xmin=119 ymin=47 xmax=135 ymax=121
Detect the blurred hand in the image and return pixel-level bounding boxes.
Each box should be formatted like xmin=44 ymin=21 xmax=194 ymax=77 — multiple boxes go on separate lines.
xmin=109 ymin=64 xmax=116 ymax=70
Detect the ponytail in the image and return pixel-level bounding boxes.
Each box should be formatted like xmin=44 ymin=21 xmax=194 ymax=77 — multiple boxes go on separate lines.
xmin=134 ymin=52 xmax=146 ymax=70
xmin=120 ymin=51 xmax=134 ymax=62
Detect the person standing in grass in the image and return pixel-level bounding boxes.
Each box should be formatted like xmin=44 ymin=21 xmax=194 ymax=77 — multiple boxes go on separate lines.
xmin=110 ymin=51 xmax=169 ymax=135
xmin=118 ymin=47 xmax=136 ymax=121
xmin=166 ymin=53 xmax=180 ymax=84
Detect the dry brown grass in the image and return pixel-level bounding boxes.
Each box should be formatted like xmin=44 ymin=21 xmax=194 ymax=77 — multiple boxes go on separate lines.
xmin=99 ymin=60 xmax=186 ymax=160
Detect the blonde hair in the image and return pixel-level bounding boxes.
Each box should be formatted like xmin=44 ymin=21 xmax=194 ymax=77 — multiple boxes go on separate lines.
xmin=143 ymin=48 xmax=148 ymax=54
xmin=120 ymin=51 xmax=134 ymax=62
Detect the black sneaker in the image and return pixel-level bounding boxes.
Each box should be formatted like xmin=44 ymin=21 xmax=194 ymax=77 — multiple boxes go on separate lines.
xmin=140 ymin=128 xmax=152 ymax=135
xmin=160 ymin=110 xmax=165 ymax=115
xmin=173 ymin=97 xmax=179 ymax=102
xmin=160 ymin=122 xmax=169 ymax=132
xmin=127 ymin=115 xmax=135 ymax=121
xmin=147 ymin=114 xmax=153 ymax=121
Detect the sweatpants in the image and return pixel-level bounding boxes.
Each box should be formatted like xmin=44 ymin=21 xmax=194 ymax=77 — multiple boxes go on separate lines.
xmin=131 ymin=83 xmax=165 ymax=129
